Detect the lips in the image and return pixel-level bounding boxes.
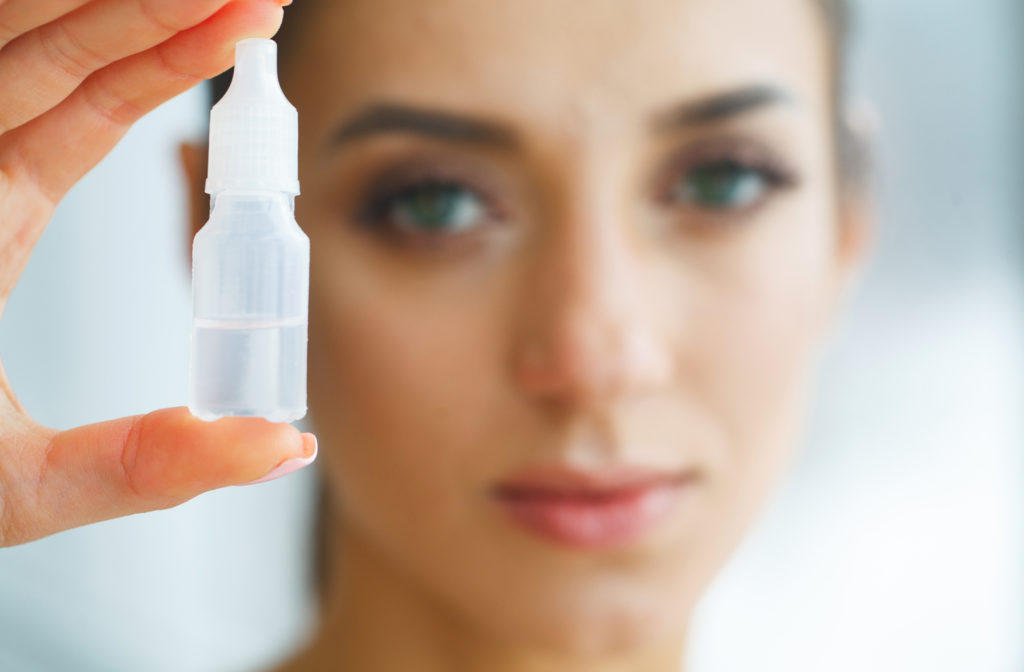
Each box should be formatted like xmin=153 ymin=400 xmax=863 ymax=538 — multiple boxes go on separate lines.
xmin=491 ymin=465 xmax=693 ymax=550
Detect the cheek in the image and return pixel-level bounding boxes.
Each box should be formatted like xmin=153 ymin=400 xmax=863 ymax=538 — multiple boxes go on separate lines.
xmin=306 ymin=242 xmax=514 ymax=546
xmin=677 ymin=199 xmax=836 ymax=512
xmin=299 ymin=180 xmax=839 ymax=650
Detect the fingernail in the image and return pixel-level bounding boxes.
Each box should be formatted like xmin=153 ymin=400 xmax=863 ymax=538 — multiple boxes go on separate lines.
xmin=241 ymin=433 xmax=317 ymax=485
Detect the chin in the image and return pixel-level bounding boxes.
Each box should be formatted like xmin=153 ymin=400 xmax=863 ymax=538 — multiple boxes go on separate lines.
xmin=458 ymin=561 xmax=699 ymax=660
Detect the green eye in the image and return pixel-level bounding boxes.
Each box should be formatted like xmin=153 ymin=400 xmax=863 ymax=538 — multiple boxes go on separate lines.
xmin=388 ymin=183 xmax=485 ymax=232
xmin=676 ymin=161 xmax=770 ymax=210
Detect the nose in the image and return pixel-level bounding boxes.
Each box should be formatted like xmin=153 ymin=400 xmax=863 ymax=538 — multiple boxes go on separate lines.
xmin=511 ymin=210 xmax=674 ymax=410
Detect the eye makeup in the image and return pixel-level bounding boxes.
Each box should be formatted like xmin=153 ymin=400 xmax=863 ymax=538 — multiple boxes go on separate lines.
xmin=348 ymin=156 xmax=509 ymax=250
xmin=335 ymin=132 xmax=802 ymax=253
xmin=653 ymin=135 xmax=801 ymax=222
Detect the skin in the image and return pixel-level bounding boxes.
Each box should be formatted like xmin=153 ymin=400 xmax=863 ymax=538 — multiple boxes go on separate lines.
xmin=180 ymin=0 xmax=870 ymax=670
xmin=0 ymin=0 xmax=317 ymax=549
xmin=0 ymin=0 xmax=868 ymax=670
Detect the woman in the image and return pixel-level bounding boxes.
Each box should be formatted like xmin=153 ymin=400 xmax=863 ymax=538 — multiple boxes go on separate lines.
xmin=0 ymin=0 xmax=870 ymax=670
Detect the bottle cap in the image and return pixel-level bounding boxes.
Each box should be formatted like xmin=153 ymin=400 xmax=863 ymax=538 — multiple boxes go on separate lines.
xmin=206 ymin=38 xmax=300 ymax=195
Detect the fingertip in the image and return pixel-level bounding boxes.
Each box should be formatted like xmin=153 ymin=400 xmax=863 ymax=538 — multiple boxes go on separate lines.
xmin=125 ymin=407 xmax=308 ymax=499
xmin=239 ymin=432 xmax=318 ymax=486
xmin=164 ymin=0 xmax=286 ymax=81
xmin=301 ymin=432 xmax=318 ymax=460
xmin=220 ymin=0 xmax=286 ymax=43
xmin=201 ymin=412 xmax=304 ymax=452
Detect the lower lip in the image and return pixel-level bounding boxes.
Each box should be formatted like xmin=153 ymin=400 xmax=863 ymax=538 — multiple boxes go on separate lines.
xmin=493 ymin=481 xmax=686 ymax=550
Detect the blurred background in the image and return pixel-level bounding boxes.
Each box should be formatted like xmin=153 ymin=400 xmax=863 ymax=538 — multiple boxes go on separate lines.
xmin=0 ymin=0 xmax=1021 ymax=670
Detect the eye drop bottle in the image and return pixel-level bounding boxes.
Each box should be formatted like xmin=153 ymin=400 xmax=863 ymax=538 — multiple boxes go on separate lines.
xmin=189 ymin=38 xmax=308 ymax=423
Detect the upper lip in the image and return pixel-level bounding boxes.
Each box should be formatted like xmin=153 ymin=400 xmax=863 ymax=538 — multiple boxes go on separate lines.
xmin=492 ymin=463 xmax=695 ymax=498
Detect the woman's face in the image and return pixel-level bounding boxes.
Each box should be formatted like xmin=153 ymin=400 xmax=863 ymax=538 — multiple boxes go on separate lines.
xmin=284 ymin=0 xmax=863 ymax=656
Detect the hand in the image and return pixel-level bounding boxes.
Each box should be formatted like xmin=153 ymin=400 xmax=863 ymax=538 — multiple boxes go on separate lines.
xmin=0 ymin=0 xmax=316 ymax=547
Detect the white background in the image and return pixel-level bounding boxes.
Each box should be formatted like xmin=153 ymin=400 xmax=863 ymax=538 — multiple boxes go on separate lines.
xmin=0 ymin=1 xmax=1020 ymax=670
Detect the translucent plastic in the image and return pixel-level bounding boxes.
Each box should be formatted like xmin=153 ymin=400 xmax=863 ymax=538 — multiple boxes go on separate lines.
xmin=206 ymin=39 xmax=299 ymax=195
xmin=189 ymin=38 xmax=308 ymax=422
xmin=189 ymin=192 xmax=309 ymax=422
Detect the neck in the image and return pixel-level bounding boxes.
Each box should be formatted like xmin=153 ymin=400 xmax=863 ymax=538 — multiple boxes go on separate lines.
xmin=286 ymin=519 xmax=688 ymax=672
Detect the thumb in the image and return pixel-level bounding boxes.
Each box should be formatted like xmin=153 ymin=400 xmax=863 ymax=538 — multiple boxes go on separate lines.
xmin=1 ymin=407 xmax=317 ymax=547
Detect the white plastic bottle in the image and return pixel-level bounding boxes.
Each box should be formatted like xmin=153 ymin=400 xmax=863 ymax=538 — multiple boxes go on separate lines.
xmin=189 ymin=38 xmax=309 ymax=423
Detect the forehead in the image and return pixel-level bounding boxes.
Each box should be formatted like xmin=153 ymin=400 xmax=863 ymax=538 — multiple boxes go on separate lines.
xmin=285 ymin=0 xmax=830 ymax=139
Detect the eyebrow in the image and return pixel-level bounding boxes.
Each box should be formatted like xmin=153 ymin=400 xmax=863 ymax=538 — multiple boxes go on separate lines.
xmin=327 ymin=103 xmax=516 ymax=149
xmin=324 ymin=84 xmax=791 ymax=151
xmin=653 ymin=84 xmax=792 ymax=131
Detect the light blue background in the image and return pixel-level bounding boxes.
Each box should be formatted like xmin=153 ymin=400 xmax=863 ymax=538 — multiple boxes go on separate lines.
xmin=0 ymin=1 xmax=1020 ymax=670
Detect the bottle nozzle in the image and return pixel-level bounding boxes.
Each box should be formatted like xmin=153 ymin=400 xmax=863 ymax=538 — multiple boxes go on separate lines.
xmin=205 ymin=38 xmax=300 ymax=195
xmin=230 ymin=39 xmax=280 ymax=97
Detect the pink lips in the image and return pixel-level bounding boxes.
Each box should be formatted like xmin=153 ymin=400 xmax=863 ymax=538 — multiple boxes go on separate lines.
xmin=492 ymin=465 xmax=692 ymax=549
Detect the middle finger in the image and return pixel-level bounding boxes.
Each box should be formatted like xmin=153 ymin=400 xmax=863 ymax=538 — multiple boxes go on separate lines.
xmin=0 ymin=0 xmax=91 ymax=48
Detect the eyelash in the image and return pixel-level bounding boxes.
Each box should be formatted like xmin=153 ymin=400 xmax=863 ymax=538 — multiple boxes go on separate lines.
xmin=361 ymin=181 xmax=488 ymax=223
xmin=353 ymin=165 xmax=500 ymax=246
xmin=351 ymin=143 xmax=798 ymax=243
xmin=655 ymin=142 xmax=800 ymax=214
